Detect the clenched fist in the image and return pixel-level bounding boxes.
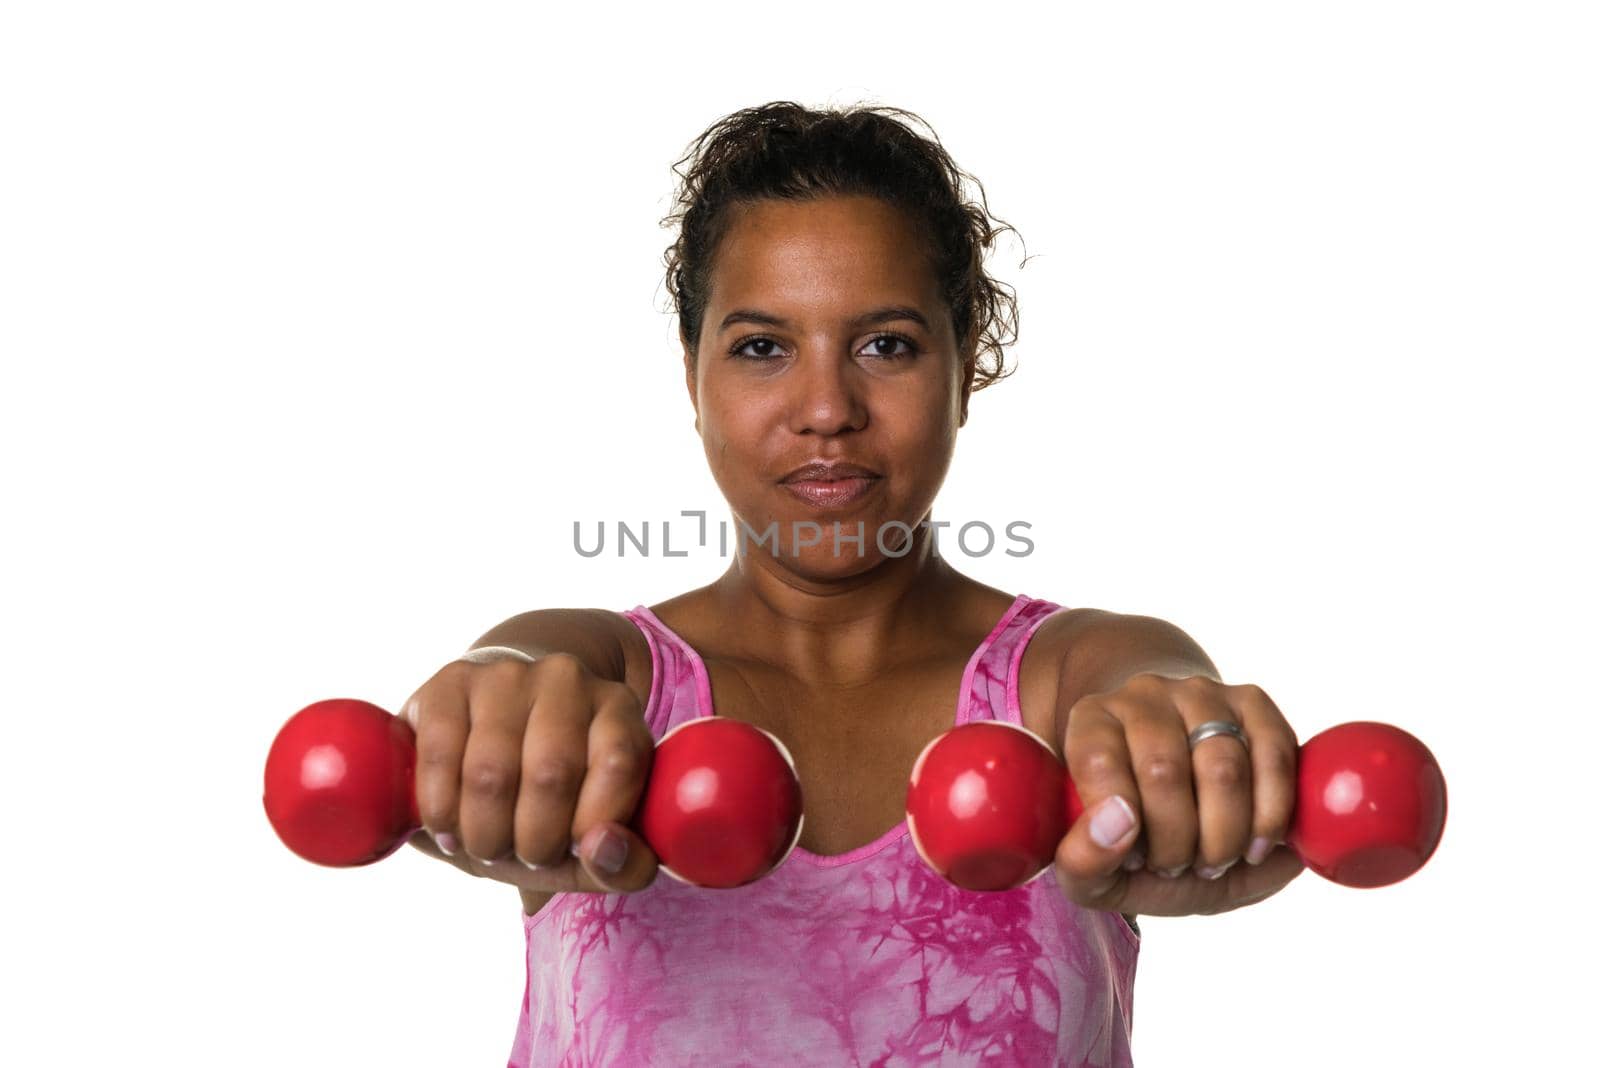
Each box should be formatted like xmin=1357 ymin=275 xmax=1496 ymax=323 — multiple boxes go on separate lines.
xmin=1052 ymin=673 xmax=1306 ymax=916
xmin=399 ymin=650 xmax=660 ymax=895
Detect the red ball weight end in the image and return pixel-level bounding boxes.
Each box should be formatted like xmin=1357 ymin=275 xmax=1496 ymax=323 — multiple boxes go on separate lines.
xmin=905 ymin=721 xmax=1069 ymax=892
xmin=263 ymin=698 xmax=421 ymax=868
xmin=1288 ymin=721 xmax=1447 ymax=888
xmin=635 ymin=716 xmax=805 ymax=889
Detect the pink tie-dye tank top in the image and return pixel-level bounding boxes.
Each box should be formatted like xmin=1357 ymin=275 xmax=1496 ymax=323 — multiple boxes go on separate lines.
xmin=506 ymin=593 xmax=1139 ymax=1067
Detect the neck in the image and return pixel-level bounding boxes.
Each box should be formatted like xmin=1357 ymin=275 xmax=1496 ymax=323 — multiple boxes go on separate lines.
xmin=706 ymin=516 xmax=973 ymax=686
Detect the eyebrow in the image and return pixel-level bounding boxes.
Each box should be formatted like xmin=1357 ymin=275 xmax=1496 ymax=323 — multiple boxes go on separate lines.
xmin=717 ymin=305 xmax=931 ymax=332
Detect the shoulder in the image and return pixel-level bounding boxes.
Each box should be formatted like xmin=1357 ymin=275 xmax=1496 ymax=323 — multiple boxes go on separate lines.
xmin=1022 ymin=605 xmax=1123 ymax=664
xmin=1016 ymin=606 xmax=1120 ymax=758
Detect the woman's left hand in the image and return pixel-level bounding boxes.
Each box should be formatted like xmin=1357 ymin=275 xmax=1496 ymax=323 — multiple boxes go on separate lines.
xmin=1051 ymin=673 xmax=1307 ymax=917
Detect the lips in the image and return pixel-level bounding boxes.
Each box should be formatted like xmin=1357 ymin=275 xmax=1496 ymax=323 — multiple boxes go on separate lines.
xmin=780 ymin=475 xmax=880 ymax=508
xmin=779 ymin=461 xmax=880 ymax=483
xmin=776 ymin=460 xmax=883 ymax=509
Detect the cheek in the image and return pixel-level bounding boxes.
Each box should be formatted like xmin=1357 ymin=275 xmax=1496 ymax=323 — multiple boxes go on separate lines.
xmin=699 ymin=391 xmax=766 ymax=465
xmin=897 ymin=387 xmax=961 ymax=449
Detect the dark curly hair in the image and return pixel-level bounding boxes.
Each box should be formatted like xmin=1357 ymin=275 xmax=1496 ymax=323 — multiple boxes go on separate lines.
xmin=661 ymin=101 xmax=1023 ymax=394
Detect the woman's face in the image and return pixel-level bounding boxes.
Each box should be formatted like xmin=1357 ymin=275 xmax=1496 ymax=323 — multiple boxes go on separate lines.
xmin=685 ymin=194 xmax=973 ymax=578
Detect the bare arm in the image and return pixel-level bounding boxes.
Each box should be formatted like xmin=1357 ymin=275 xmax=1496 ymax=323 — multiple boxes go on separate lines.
xmin=467 ymin=608 xmax=639 ymax=684
xmin=1052 ymin=609 xmax=1222 ymax=729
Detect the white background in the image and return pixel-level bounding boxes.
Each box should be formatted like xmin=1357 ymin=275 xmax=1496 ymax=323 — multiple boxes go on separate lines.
xmin=3 ymin=1 xmax=1595 ymax=1064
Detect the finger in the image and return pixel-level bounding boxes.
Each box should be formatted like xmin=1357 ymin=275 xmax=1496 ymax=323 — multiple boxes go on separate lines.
xmin=1053 ymin=793 xmax=1141 ymax=909
xmin=1062 ymin=698 xmax=1143 ymax=847
xmin=1056 ymin=698 xmax=1143 ymax=904
xmin=409 ymin=664 xmax=472 ymax=856
xmin=568 ymin=684 xmax=658 ymax=891
xmin=1230 ymin=684 xmax=1300 ymax=866
xmin=1173 ymin=679 xmax=1253 ymax=880
xmin=571 ymin=822 xmax=660 ymax=894
xmin=1115 ymin=683 xmax=1197 ymax=877
xmin=458 ymin=659 xmax=537 ymax=862
xmin=510 ymin=665 xmax=592 ymax=869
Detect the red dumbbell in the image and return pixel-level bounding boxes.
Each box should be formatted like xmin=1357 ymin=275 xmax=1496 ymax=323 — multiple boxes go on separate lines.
xmin=905 ymin=719 xmax=1447 ymax=892
xmin=263 ymin=698 xmax=805 ymax=889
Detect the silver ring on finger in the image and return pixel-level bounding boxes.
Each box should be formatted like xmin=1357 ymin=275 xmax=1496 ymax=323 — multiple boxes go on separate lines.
xmin=1187 ymin=719 xmax=1250 ymax=752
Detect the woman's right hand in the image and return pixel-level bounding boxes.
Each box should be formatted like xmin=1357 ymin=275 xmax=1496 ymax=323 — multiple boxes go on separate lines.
xmin=399 ymin=651 xmax=660 ymax=894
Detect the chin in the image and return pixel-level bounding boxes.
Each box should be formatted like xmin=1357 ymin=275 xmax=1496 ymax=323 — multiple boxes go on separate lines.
xmin=773 ymin=549 xmax=887 ymax=580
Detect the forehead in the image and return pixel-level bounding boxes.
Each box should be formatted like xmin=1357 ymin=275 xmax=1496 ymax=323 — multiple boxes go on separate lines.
xmin=708 ymin=195 xmax=942 ymax=315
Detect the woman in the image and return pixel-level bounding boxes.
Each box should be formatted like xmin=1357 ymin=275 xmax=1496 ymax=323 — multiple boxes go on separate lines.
xmin=403 ymin=101 xmax=1306 ymax=1066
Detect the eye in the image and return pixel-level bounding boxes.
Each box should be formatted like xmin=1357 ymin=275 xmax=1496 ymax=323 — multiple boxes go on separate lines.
xmin=729 ymin=335 xmax=784 ymax=360
xmin=861 ymin=333 xmax=919 ymax=359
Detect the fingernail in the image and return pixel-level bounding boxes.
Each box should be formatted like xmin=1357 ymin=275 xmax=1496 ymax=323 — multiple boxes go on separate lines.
xmin=1157 ymin=865 xmax=1188 ymax=879
xmin=1246 ymin=836 xmax=1273 ymax=866
xmin=519 ymin=856 xmax=547 ymax=871
xmin=434 ymin=832 xmax=459 ymax=856
xmin=1121 ymin=850 xmax=1145 ymax=872
xmin=1195 ymin=859 xmax=1237 ymax=880
xmin=590 ymin=830 xmax=628 ymax=875
xmin=1089 ymin=796 xmax=1138 ymax=849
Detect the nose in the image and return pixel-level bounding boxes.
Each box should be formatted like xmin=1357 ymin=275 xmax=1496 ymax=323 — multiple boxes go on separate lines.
xmin=787 ymin=352 xmax=868 ymax=437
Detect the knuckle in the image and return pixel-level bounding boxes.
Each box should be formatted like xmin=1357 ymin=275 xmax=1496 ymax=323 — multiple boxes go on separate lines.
xmin=409 ymin=679 xmax=463 ymax=722
xmin=1050 ymin=864 xmax=1088 ymax=901
xmin=478 ymin=656 xmax=533 ymax=680
xmin=1137 ymin=752 xmax=1186 ymax=787
xmin=1054 ymin=854 xmax=1092 ymax=884
xmin=1063 ymin=695 xmax=1104 ymax=727
xmin=462 ymin=759 xmax=519 ymax=800
xmin=1075 ymin=747 xmax=1123 ymax=780
xmin=1123 ymin=672 xmax=1165 ymax=694
xmin=532 ymin=652 xmax=586 ymax=681
xmin=1195 ymin=755 xmax=1250 ymax=790
xmin=1068 ymin=692 xmax=1105 ymax=713
xmin=523 ymin=756 xmax=584 ymax=796
xmin=1107 ymin=697 xmax=1163 ymax=731
xmin=437 ymin=659 xmax=478 ymax=686
xmin=592 ymin=741 xmax=649 ymax=780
